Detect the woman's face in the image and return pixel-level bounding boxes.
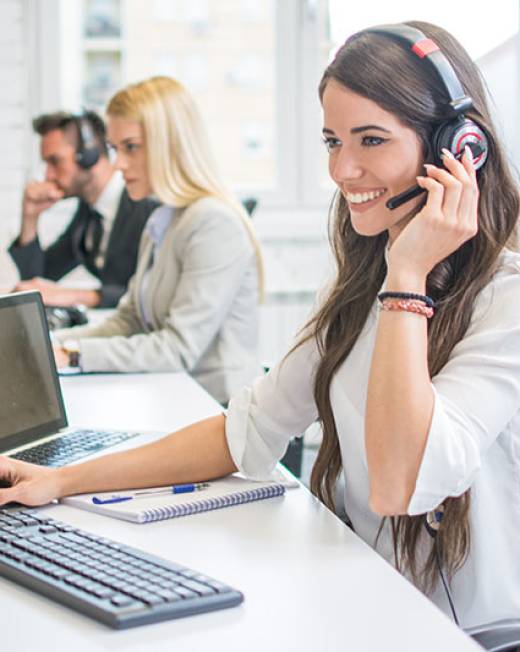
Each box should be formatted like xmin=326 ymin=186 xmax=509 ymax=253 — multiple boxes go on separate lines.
xmin=106 ymin=117 xmax=152 ymax=200
xmin=322 ymin=80 xmax=424 ymax=242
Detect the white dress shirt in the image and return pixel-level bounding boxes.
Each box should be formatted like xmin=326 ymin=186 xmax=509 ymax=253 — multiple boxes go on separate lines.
xmin=225 ymin=248 xmax=520 ymax=628
xmin=91 ymin=171 xmax=125 ymax=268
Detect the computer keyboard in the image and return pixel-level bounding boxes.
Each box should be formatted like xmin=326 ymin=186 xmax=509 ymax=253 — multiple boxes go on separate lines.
xmin=11 ymin=429 xmax=141 ymax=467
xmin=0 ymin=508 xmax=243 ymax=629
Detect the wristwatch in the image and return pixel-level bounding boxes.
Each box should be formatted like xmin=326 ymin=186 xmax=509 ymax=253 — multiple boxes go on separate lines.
xmin=62 ymin=339 xmax=81 ymax=368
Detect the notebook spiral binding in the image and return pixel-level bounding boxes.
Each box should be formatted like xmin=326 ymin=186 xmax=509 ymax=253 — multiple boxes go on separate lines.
xmin=141 ymin=485 xmax=285 ymax=523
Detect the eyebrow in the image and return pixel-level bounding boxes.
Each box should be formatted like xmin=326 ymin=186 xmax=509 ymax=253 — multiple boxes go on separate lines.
xmin=322 ymin=125 xmax=391 ymax=135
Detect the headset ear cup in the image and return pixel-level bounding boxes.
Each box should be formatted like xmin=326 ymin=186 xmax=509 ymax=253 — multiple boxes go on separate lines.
xmin=74 ymin=114 xmax=101 ymax=170
xmin=432 ymin=117 xmax=489 ymax=170
xmin=431 ymin=122 xmax=454 ymax=166
xmin=76 ymin=148 xmax=100 ymax=170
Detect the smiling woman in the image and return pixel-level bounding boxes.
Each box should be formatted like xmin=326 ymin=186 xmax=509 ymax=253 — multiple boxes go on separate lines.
xmin=321 ymin=81 xmax=424 ymax=238
xmin=51 ymin=76 xmax=265 ymax=406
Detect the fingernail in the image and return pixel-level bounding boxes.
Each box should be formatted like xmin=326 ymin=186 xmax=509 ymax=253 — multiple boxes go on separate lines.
xmin=441 ymin=148 xmax=455 ymax=159
xmin=464 ymin=145 xmax=473 ymax=162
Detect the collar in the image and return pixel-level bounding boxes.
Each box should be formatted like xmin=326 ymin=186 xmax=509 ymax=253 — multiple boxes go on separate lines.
xmin=145 ymin=205 xmax=175 ymax=248
xmin=92 ymin=171 xmax=125 ymax=221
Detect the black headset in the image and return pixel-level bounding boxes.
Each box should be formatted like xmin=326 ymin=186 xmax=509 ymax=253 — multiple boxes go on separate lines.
xmin=365 ymin=24 xmax=489 ymax=171
xmin=73 ymin=113 xmax=101 ymax=170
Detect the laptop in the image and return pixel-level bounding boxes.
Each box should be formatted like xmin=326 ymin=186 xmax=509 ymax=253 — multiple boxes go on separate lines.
xmin=0 ymin=291 xmax=140 ymax=467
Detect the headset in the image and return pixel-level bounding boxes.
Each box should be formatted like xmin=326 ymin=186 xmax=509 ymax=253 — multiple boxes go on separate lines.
xmin=73 ymin=112 xmax=101 ymax=170
xmin=362 ymin=24 xmax=489 ymax=211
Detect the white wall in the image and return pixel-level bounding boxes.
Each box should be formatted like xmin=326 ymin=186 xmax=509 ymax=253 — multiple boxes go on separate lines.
xmin=0 ymin=0 xmax=30 ymax=286
xmin=478 ymin=35 xmax=520 ymax=177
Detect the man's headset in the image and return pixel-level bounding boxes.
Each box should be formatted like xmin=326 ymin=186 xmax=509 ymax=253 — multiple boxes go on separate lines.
xmin=73 ymin=113 xmax=101 ymax=170
xmin=362 ymin=24 xmax=489 ymax=211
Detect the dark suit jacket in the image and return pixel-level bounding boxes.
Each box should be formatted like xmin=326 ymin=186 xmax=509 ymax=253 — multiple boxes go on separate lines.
xmin=9 ymin=189 xmax=158 ymax=307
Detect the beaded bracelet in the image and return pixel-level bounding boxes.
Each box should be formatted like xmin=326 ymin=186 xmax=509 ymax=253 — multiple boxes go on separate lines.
xmin=377 ymin=291 xmax=435 ymax=308
xmin=380 ymin=298 xmax=434 ymax=319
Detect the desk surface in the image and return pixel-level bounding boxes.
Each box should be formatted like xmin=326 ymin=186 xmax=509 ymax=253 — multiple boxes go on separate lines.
xmin=2 ymin=372 xmax=479 ymax=651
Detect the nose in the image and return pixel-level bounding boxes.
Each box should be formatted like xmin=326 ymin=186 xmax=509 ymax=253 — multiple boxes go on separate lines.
xmin=113 ymin=149 xmax=127 ymax=172
xmin=329 ymin=146 xmax=363 ymax=185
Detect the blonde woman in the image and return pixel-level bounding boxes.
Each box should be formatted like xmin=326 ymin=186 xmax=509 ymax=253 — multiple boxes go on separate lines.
xmin=52 ymin=76 xmax=264 ymax=405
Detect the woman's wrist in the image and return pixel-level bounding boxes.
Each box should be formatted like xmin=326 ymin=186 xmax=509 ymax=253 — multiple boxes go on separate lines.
xmin=385 ymin=263 xmax=427 ymax=294
xmin=56 ymin=465 xmax=81 ymax=498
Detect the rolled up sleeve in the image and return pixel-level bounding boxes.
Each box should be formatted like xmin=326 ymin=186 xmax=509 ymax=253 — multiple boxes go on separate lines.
xmin=226 ymin=337 xmax=320 ymax=479
xmin=408 ymin=269 xmax=520 ymax=515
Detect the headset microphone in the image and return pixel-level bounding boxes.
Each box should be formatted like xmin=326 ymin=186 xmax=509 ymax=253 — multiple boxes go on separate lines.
xmin=386 ymin=140 xmax=485 ymax=211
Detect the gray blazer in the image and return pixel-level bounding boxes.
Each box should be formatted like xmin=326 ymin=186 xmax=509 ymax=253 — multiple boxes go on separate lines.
xmin=55 ymin=197 xmax=261 ymax=404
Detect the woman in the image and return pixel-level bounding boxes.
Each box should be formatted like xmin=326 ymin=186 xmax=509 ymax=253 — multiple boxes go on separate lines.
xmin=1 ymin=23 xmax=519 ymax=628
xmin=52 ymin=76 xmax=264 ymax=406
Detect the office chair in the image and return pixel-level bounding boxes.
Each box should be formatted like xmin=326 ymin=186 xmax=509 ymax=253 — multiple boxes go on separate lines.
xmin=465 ymin=619 xmax=520 ymax=651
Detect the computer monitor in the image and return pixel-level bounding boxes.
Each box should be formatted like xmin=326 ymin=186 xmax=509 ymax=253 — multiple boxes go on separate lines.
xmin=0 ymin=291 xmax=67 ymax=454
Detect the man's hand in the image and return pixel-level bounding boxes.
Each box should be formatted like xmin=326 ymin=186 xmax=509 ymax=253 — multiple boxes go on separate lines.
xmin=0 ymin=456 xmax=63 ymax=507
xmin=19 ymin=181 xmax=64 ymax=245
xmin=13 ymin=277 xmax=100 ymax=307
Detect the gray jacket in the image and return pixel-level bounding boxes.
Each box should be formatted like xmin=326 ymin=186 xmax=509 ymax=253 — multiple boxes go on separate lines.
xmin=55 ymin=197 xmax=261 ymax=404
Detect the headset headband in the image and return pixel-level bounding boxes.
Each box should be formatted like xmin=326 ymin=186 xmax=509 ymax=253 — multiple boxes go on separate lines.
xmin=365 ymin=24 xmax=473 ymax=116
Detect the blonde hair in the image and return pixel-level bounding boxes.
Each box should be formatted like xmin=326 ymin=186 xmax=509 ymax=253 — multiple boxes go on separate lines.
xmin=106 ymin=76 xmax=264 ymax=297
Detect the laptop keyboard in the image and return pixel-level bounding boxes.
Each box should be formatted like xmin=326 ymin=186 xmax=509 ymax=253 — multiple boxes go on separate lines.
xmin=11 ymin=429 xmax=140 ymax=467
xmin=0 ymin=508 xmax=243 ymax=628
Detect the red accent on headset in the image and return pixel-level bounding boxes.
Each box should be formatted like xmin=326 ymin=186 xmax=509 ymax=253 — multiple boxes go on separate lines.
xmin=411 ymin=39 xmax=440 ymax=59
xmin=455 ymin=131 xmax=485 ymax=163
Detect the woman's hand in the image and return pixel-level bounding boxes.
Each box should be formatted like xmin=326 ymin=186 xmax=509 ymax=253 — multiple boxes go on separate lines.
xmin=387 ymin=146 xmax=479 ymax=282
xmin=0 ymin=457 xmax=63 ymax=506
xmin=53 ymin=344 xmax=69 ymax=368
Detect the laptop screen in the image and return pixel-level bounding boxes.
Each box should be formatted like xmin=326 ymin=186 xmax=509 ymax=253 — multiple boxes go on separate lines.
xmin=0 ymin=291 xmax=67 ymax=453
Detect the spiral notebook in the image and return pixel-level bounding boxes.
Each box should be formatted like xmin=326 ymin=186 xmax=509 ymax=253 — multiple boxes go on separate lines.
xmin=60 ymin=471 xmax=298 ymax=524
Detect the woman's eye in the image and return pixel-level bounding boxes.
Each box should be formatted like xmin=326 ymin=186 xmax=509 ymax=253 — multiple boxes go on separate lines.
xmin=361 ymin=135 xmax=386 ymax=147
xmin=322 ymin=137 xmax=341 ymax=153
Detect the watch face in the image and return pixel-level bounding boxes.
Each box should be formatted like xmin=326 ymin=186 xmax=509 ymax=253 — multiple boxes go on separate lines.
xmin=68 ymin=350 xmax=81 ymax=368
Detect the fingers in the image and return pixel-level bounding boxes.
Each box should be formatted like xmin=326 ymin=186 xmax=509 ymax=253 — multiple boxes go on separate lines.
xmin=0 ymin=457 xmax=59 ymax=507
xmin=416 ymin=175 xmax=444 ymax=217
xmin=419 ymin=147 xmax=478 ymax=235
xmin=0 ymin=485 xmax=22 ymax=506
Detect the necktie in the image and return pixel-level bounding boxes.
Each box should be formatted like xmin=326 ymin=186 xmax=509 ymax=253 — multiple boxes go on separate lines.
xmin=84 ymin=207 xmax=104 ymax=260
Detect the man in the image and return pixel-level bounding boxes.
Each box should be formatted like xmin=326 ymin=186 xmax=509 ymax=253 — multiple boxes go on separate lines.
xmin=9 ymin=111 xmax=158 ymax=307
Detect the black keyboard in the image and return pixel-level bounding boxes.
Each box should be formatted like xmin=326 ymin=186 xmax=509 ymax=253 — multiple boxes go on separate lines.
xmin=11 ymin=429 xmax=141 ymax=467
xmin=0 ymin=508 xmax=243 ymax=629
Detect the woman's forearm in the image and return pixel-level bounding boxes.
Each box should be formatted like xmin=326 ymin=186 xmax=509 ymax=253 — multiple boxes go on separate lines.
xmin=365 ymin=268 xmax=434 ymax=515
xmin=57 ymin=414 xmax=236 ymax=497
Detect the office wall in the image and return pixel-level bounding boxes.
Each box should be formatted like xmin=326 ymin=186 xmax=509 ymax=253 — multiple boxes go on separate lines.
xmin=0 ymin=0 xmax=29 ymax=285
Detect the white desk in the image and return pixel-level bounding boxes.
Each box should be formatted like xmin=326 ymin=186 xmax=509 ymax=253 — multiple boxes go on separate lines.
xmin=2 ymin=372 xmax=480 ymax=651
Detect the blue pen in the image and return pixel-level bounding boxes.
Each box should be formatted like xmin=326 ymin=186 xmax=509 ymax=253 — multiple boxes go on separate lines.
xmin=92 ymin=482 xmax=210 ymax=505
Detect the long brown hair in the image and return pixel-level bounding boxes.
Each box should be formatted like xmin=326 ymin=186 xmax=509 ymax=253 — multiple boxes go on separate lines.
xmin=306 ymin=21 xmax=519 ymax=590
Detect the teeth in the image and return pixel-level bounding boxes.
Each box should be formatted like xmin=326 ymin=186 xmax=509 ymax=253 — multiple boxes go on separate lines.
xmin=346 ymin=189 xmax=385 ymax=204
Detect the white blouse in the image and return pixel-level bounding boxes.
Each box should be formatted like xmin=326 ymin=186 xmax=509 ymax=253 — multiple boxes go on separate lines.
xmin=225 ymin=249 xmax=520 ymax=628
